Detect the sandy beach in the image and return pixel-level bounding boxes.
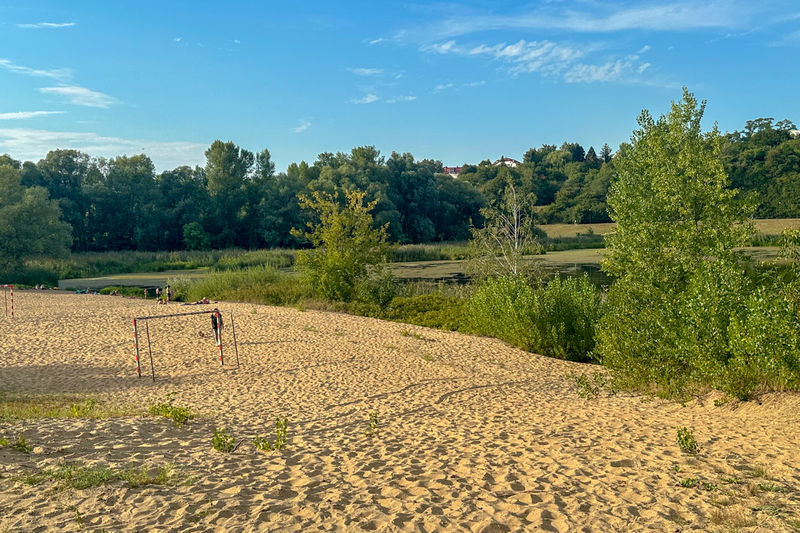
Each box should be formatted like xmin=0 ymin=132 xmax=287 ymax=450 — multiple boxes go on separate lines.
xmin=1 ymin=291 xmax=798 ymax=532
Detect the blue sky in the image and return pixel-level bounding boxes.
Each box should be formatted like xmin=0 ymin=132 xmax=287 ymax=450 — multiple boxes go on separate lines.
xmin=0 ymin=1 xmax=798 ymax=171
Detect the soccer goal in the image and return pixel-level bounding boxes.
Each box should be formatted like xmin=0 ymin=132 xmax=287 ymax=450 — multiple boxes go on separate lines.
xmin=1 ymin=284 xmax=13 ymax=318
xmin=131 ymin=308 xmax=241 ymax=381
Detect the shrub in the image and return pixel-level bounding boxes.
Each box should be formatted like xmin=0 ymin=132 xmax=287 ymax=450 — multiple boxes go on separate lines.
xmin=253 ymin=417 xmax=288 ymax=452
xmin=469 ymin=275 xmax=602 ymax=362
xmin=383 ymin=293 xmax=467 ymax=331
xmin=212 ymin=428 xmax=237 ymax=453
xmin=677 ymin=427 xmax=699 ymax=455
xmin=354 ymin=266 xmax=398 ymax=307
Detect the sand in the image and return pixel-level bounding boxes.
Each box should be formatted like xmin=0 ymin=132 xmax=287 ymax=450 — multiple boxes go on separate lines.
xmin=0 ymin=291 xmax=798 ymax=532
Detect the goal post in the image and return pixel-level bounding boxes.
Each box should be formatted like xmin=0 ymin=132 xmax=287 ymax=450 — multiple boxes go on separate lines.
xmin=1 ymin=285 xmax=13 ymax=318
xmin=131 ymin=308 xmax=240 ymax=381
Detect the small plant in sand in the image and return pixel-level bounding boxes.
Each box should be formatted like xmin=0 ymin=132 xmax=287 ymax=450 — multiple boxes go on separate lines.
xmin=569 ymin=372 xmax=607 ymax=399
xmin=148 ymin=392 xmax=194 ymax=427
xmin=679 ymin=477 xmax=699 ymax=488
xmin=70 ymin=399 xmax=97 ymax=417
xmin=1 ymin=432 xmax=32 ymax=453
xmin=21 ymin=462 xmax=176 ymax=490
xmin=365 ymin=411 xmax=380 ymax=437
xmin=676 ymin=426 xmax=699 ymax=456
xmin=253 ymin=417 xmax=288 ymax=452
xmin=212 ymin=428 xmax=237 ymax=453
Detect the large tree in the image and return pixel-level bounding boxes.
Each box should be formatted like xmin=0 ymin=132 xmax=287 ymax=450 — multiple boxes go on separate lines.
xmin=0 ymin=163 xmax=71 ymax=272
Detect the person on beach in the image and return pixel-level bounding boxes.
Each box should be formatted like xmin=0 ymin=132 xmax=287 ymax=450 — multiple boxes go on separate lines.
xmin=155 ymin=287 xmax=161 ymax=301
xmin=166 ymin=285 xmax=172 ymax=303
xmin=211 ymin=309 xmax=223 ymax=343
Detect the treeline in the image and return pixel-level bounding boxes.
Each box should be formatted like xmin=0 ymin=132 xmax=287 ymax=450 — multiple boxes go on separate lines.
xmin=0 ymin=116 xmax=797 ymax=257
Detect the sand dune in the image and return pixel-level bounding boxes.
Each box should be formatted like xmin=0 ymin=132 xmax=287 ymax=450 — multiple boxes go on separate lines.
xmin=1 ymin=291 xmax=799 ymax=531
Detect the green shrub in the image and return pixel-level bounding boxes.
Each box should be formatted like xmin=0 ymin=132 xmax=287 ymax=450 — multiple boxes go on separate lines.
xmin=354 ymin=266 xmax=398 ymax=307
xmin=469 ymin=275 xmax=602 ymax=362
xmin=383 ymin=293 xmax=467 ymax=331
xmin=212 ymin=428 xmax=237 ymax=453
xmin=253 ymin=417 xmax=288 ymax=452
xmin=676 ymin=426 xmax=699 ymax=455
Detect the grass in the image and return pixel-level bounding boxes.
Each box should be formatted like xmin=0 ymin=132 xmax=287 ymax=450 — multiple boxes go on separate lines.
xmin=679 ymin=477 xmax=700 ymax=488
xmin=0 ymin=393 xmax=137 ymax=420
xmin=569 ymin=372 xmax=608 ymax=399
xmin=147 ymin=393 xmax=194 ymax=426
xmin=21 ymin=462 xmax=176 ymax=490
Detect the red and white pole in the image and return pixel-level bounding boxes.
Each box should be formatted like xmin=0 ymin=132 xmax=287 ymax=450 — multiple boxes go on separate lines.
xmin=132 ymin=318 xmax=141 ymax=377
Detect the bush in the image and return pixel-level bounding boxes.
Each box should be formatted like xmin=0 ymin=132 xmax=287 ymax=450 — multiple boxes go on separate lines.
xmin=383 ymin=293 xmax=467 ymax=331
xmin=354 ymin=266 xmax=398 ymax=307
xmin=469 ymin=275 xmax=602 ymax=362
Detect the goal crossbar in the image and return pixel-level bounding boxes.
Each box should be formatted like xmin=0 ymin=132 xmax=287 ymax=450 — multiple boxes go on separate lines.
xmin=132 ymin=308 xmax=240 ymax=381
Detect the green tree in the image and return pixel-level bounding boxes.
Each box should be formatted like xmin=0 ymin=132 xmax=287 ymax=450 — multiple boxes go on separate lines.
xmin=596 ymin=88 xmax=758 ymax=396
xmin=292 ymin=189 xmax=390 ymax=301
xmin=0 ymin=164 xmax=72 ymax=271
xmin=468 ymin=179 xmax=543 ymax=279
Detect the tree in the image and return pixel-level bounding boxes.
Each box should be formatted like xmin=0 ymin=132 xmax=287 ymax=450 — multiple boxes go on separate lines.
xmin=291 ymin=189 xmax=390 ymax=301
xmin=0 ymin=164 xmax=71 ymax=271
xmin=468 ymin=179 xmax=543 ymax=279
xmin=599 ymin=143 xmax=613 ymax=163
xmin=596 ymin=88 xmax=758 ymax=396
xmin=205 ymin=140 xmax=255 ymax=247
xmin=585 ymin=146 xmax=599 ymax=168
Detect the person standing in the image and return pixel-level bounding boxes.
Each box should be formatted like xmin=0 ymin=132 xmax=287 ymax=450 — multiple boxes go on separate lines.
xmin=165 ymin=285 xmax=172 ymax=303
xmin=211 ymin=309 xmax=223 ymax=344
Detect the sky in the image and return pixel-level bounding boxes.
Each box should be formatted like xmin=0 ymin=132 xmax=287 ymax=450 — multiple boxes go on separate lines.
xmin=0 ymin=1 xmax=798 ymax=172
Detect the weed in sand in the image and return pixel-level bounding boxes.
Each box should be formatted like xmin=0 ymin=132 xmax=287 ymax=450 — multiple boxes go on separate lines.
xmin=400 ymin=329 xmax=429 ymax=341
xmin=1 ymin=432 xmax=32 ymax=453
xmin=676 ymin=427 xmax=699 ymax=455
xmin=702 ymin=482 xmax=718 ymax=491
xmin=212 ymin=428 xmax=237 ymax=453
xmin=365 ymin=411 xmax=380 ymax=437
xmin=254 ymin=417 xmax=288 ymax=452
xmin=722 ymin=476 xmax=742 ymax=484
xmin=672 ymin=465 xmax=681 ymax=473
xmin=757 ymin=482 xmax=790 ymax=493
xmin=420 ymin=353 xmax=435 ymax=362
xmin=148 ymin=393 xmax=194 ymax=426
xmin=752 ymin=505 xmax=786 ymax=517
xmin=74 ymin=507 xmax=84 ymax=529
xmin=749 ymin=464 xmax=770 ymax=478
xmin=679 ymin=477 xmax=700 ymax=488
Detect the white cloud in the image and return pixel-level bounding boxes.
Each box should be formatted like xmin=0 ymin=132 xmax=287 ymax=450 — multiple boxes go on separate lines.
xmin=427 ymin=1 xmax=763 ymax=38
xmin=385 ymin=95 xmax=417 ymax=103
xmin=434 ymin=83 xmax=454 ymax=92
xmin=367 ymin=38 xmax=385 ymax=45
xmin=234 ymin=39 xmax=241 ymax=44
xmin=347 ymin=67 xmax=384 ymax=76
xmin=16 ymin=22 xmax=75 ymax=29
xmin=0 ymin=111 xmax=64 ymax=120
xmin=771 ymin=29 xmax=800 ymax=46
xmin=422 ymin=38 xmax=656 ymax=84
xmin=465 ymin=80 xmax=486 ymax=87
xmin=637 ymin=45 xmax=651 ymax=54
xmin=293 ymin=120 xmax=311 ymax=133
xmin=0 ymin=58 xmax=71 ymax=80
xmin=38 ymin=86 xmax=117 ymax=108
xmin=174 ymin=37 xmax=182 ymax=42
xmin=351 ymin=93 xmax=380 ymax=104
xmin=0 ymin=128 xmax=207 ymax=172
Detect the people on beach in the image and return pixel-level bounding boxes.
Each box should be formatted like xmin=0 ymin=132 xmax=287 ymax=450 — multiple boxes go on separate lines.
xmin=211 ymin=309 xmax=223 ymax=343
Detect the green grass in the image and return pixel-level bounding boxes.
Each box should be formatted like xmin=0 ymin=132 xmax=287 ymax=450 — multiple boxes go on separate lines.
xmin=212 ymin=428 xmax=237 ymax=453
xmin=21 ymin=462 xmax=176 ymax=490
xmin=0 ymin=393 xmax=138 ymax=421
xmin=0 ymin=432 xmax=32 ymax=453
xmin=147 ymin=393 xmax=194 ymax=426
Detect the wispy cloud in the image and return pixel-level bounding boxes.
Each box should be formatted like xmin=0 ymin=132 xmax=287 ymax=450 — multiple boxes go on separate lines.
xmin=424 ymin=1 xmax=765 ymax=38
xmin=0 ymin=111 xmax=64 ymax=120
xmin=16 ymin=22 xmax=75 ymax=29
xmin=385 ymin=95 xmax=417 ymax=103
xmin=367 ymin=37 xmax=385 ymax=45
xmin=38 ymin=86 xmax=117 ymax=108
xmin=173 ymin=37 xmax=182 ymax=42
xmin=422 ymin=38 xmax=658 ymax=84
xmin=0 ymin=128 xmax=207 ymax=171
xmin=771 ymin=29 xmax=800 ymax=46
xmin=465 ymin=80 xmax=486 ymax=87
xmin=347 ymin=67 xmax=384 ymax=76
xmin=434 ymin=83 xmax=454 ymax=92
xmin=0 ymin=58 xmax=71 ymax=80
xmin=293 ymin=120 xmax=311 ymax=133
xmin=351 ymin=93 xmax=380 ymax=104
